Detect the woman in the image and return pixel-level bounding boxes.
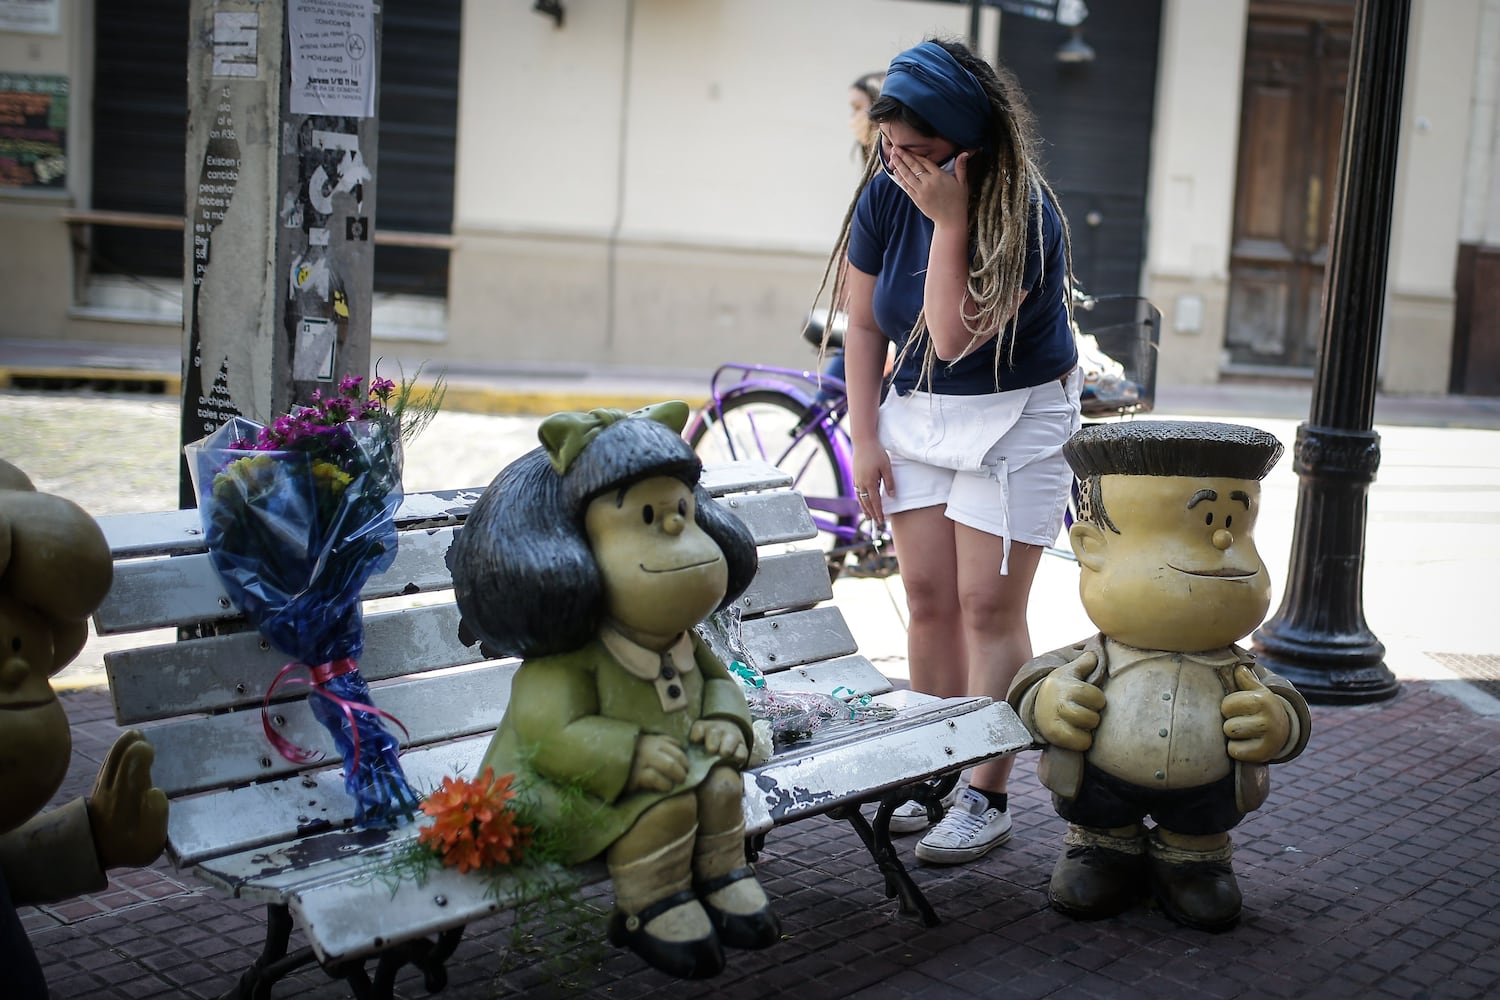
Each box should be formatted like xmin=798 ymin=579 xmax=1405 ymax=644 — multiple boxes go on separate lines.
xmin=848 ymin=70 xmax=887 ymax=161
xmin=817 ymin=38 xmax=1081 ymax=864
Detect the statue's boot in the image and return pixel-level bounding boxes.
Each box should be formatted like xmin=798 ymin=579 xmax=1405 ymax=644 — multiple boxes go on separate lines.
xmin=607 ymin=822 xmax=724 ymax=979
xmin=1048 ymin=823 xmax=1149 ymax=919
xmin=693 ymin=823 xmax=780 ymax=950
xmin=1148 ymin=828 xmax=1241 ymax=932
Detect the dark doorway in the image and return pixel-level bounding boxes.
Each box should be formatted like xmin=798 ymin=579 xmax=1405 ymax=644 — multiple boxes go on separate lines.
xmin=1224 ymin=1 xmax=1354 ymax=373
xmin=89 ymin=0 xmax=459 ymax=297
xmin=1000 ymin=1 xmax=1163 ymax=298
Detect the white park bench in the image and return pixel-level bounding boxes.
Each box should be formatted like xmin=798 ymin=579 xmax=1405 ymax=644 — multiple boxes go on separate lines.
xmin=90 ymin=461 xmax=1030 ymax=998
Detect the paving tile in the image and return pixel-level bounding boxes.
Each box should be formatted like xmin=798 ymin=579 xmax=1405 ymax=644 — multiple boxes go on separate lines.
xmin=16 ymin=683 xmax=1500 ymax=998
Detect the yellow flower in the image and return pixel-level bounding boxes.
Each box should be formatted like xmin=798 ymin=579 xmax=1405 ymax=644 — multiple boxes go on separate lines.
xmin=310 ymin=460 xmax=353 ymax=497
xmin=418 ymin=767 xmax=531 ymax=873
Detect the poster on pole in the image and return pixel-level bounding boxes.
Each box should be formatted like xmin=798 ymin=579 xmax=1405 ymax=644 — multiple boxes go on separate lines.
xmin=0 ymin=0 xmax=60 ymax=35
xmin=288 ymin=0 xmax=376 ymax=118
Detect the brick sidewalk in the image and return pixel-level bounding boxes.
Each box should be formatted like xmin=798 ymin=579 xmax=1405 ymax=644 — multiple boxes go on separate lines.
xmin=24 ymin=680 xmax=1500 ymax=999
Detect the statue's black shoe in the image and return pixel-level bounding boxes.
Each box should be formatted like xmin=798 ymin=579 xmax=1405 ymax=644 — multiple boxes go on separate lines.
xmin=1149 ymin=854 xmax=1243 ymax=932
xmin=608 ymin=889 xmax=725 ymax=979
xmin=1048 ymin=841 xmax=1149 ymax=919
xmin=696 ymin=866 xmax=781 ymax=950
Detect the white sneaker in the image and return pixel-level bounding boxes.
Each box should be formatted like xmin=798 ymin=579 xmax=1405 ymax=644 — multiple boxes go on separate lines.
xmin=887 ymin=780 xmax=963 ymax=835
xmin=914 ymin=788 xmax=1012 ymax=864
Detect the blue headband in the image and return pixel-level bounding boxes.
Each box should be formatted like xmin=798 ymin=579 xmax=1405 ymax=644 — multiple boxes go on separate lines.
xmin=881 ymin=42 xmax=991 ymax=151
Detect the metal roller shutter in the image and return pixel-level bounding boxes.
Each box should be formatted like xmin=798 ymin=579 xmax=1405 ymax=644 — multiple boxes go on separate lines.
xmin=89 ymin=0 xmax=458 ymax=296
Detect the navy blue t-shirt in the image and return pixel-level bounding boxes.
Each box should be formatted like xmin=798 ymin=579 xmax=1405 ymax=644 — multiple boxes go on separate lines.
xmin=848 ymin=172 xmax=1076 ymax=395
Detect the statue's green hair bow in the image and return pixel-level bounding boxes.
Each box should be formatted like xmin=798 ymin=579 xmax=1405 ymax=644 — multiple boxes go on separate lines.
xmin=538 ymin=400 xmax=690 ymax=475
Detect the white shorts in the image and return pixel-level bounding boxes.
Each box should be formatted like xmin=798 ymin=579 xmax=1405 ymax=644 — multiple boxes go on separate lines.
xmin=877 ymin=368 xmax=1083 ymax=565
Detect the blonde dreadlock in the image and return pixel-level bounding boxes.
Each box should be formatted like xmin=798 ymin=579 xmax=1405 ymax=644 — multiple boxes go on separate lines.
xmin=809 ymin=39 xmax=1076 ymax=393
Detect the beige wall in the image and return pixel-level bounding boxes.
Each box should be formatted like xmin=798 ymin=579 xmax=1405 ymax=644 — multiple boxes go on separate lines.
xmin=1144 ymin=0 xmax=1246 ymax=386
xmin=440 ymin=0 xmax=984 ymax=373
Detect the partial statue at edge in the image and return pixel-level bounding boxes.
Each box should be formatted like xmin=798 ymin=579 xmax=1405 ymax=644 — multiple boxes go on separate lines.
xmin=0 ymin=459 xmax=169 ymax=999
xmin=1008 ymin=420 xmax=1310 ymax=931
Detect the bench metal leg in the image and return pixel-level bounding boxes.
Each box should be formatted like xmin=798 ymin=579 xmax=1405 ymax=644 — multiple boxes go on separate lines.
xmin=221 ymin=903 xmax=466 ymax=1000
xmin=829 ymin=773 xmax=962 ymax=928
xmin=370 ymin=926 xmax=466 ymax=996
xmin=220 ymin=903 xmax=319 ymax=1000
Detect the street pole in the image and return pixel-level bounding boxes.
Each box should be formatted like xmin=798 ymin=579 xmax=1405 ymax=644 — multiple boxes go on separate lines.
xmin=180 ymin=0 xmax=381 ymax=507
xmin=1250 ymin=0 xmax=1407 ymax=704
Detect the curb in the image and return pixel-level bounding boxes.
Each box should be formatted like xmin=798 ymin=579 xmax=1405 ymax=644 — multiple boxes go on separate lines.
xmin=0 ymin=365 xmax=710 ymax=419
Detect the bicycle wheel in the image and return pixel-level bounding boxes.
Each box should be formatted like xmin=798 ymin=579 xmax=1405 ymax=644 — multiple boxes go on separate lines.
xmin=687 ymin=389 xmax=856 ymax=578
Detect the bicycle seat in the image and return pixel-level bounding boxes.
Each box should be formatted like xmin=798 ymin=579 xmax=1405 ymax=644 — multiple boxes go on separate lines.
xmin=802 ymin=308 xmax=847 ymax=351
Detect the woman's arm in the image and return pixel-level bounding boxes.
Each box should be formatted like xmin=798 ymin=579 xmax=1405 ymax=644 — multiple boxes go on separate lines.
xmin=842 ymin=264 xmax=896 ymax=523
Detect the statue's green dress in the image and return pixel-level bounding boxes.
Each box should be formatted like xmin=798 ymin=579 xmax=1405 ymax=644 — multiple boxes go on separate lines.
xmin=481 ymin=627 xmax=753 ymax=864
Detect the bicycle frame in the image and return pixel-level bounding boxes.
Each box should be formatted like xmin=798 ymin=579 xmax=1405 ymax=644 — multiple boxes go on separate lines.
xmin=688 ymin=361 xmax=867 ymax=552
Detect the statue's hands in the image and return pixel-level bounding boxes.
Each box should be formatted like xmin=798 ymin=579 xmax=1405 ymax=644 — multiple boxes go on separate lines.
xmin=627 ymin=734 xmax=689 ymax=793
xmin=1222 ymin=665 xmax=1292 ymax=762
xmin=1033 ymin=652 xmax=1105 ymax=751
xmin=87 ymin=731 xmax=169 ymax=870
xmin=690 ymin=719 xmax=749 ymax=767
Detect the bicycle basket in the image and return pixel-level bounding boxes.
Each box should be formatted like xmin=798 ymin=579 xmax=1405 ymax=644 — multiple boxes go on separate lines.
xmin=1072 ymin=295 xmax=1161 ymax=418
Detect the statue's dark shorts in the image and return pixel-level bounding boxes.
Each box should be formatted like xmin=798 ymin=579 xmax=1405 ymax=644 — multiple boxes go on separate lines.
xmin=1053 ymin=764 xmax=1245 ymax=835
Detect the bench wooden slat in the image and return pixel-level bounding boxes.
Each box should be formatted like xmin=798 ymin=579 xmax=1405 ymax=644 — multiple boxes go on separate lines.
xmin=94 ymin=528 xmax=464 ymax=634
xmin=735 ymin=548 xmax=832 ymax=616
xmin=109 ymin=599 xmax=856 ymax=725
xmin=106 ymin=603 xmax=487 ymax=725
xmin=148 ymin=663 xmax=515 ymax=797
xmin=176 ymin=737 xmax=491 ymax=872
xmin=739 ymin=605 xmax=857 ymax=669
xmin=740 ymin=696 xmax=1028 ymax=835
xmin=94 ymin=463 xmax=792 ymax=561
xmin=94 ymin=489 xmax=817 ymax=635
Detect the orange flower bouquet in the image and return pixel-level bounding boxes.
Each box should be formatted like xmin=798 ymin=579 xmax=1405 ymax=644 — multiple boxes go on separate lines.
xmin=417 ymin=767 xmax=532 ymax=874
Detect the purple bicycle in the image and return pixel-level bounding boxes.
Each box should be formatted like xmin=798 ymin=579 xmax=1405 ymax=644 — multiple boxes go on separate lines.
xmin=684 ymin=294 xmax=1160 ymax=576
xmin=684 ymin=310 xmax=896 ymax=581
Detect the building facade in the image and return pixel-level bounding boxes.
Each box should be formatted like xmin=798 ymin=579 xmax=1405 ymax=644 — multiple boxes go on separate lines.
xmin=0 ymin=0 xmax=1493 ymax=395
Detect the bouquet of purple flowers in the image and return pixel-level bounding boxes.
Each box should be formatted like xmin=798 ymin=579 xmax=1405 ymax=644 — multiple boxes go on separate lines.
xmin=186 ymin=374 xmax=441 ymax=827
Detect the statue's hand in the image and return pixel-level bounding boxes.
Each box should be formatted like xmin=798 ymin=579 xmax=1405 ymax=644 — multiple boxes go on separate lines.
xmin=86 ymin=731 xmax=169 ymax=870
xmin=689 ymin=719 xmax=748 ymax=767
xmin=1033 ymin=652 xmax=1105 ymax=751
xmin=1222 ymin=665 xmax=1292 ymax=762
xmin=627 ymin=734 xmax=690 ymax=792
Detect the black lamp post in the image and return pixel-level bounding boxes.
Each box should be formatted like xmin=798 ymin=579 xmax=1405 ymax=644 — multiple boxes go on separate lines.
xmin=1250 ymin=0 xmax=1408 ymax=704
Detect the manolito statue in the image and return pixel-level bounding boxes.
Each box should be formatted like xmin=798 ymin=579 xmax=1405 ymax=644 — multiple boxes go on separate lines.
xmin=1008 ymin=421 xmax=1310 ymax=931
xmin=0 ymin=460 xmax=168 ymax=998
xmin=448 ymin=402 xmax=778 ymax=979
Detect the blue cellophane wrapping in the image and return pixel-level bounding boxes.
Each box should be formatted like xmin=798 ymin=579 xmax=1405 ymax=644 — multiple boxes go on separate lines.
xmin=186 ymin=415 xmax=419 ymax=827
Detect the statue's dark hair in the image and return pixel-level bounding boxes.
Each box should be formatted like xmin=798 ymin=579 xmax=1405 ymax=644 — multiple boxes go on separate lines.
xmin=1064 ymin=420 xmax=1284 ymax=481
xmin=448 ymin=419 xmax=758 ymax=659
xmin=1066 ymin=420 xmax=1284 ymax=535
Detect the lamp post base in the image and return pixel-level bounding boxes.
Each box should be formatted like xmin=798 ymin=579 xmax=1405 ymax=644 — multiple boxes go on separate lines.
xmin=1252 ymin=624 xmax=1400 ymax=704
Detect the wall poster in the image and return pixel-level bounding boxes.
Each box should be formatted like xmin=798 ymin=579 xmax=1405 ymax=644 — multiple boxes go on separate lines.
xmin=0 ymin=72 xmax=67 ymax=188
xmin=0 ymin=0 xmax=60 ymax=35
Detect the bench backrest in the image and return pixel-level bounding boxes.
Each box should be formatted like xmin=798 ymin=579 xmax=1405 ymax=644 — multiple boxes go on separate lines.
xmin=91 ymin=461 xmax=891 ymax=868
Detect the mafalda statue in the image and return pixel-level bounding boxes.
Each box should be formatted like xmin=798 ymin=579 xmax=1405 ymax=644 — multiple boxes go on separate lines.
xmin=1007 ymin=421 xmax=1310 ymax=931
xmin=0 ymin=460 xmax=169 ymax=998
xmin=448 ymin=401 xmax=778 ymax=979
